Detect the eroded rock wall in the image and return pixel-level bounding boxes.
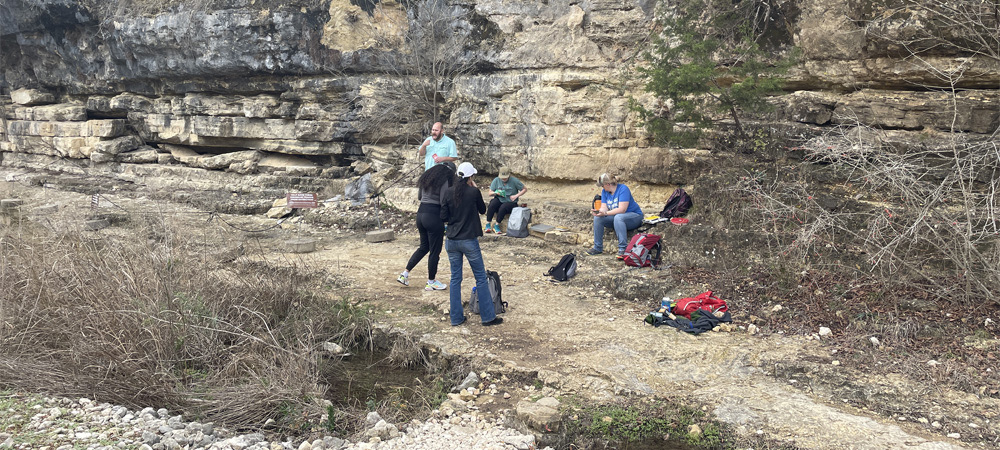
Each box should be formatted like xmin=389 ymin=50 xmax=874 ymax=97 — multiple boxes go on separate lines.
xmin=1 ymin=0 xmax=997 ymax=198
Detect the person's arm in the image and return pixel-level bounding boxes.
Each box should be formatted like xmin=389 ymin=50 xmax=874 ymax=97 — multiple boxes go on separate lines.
xmin=440 ymin=189 xmax=451 ymax=222
xmin=418 ymin=137 xmax=431 ymax=157
xmin=488 ymin=178 xmax=500 ymax=197
xmin=511 ymin=180 xmax=527 ymax=201
xmin=475 ymin=188 xmax=486 ymax=214
xmin=438 ymin=184 xmax=450 ymax=205
xmin=602 ymin=186 xmax=632 ymax=216
xmin=433 ymin=139 xmax=458 ymax=164
xmin=592 ymin=198 xmax=609 ymax=216
xmin=593 ymin=189 xmax=629 ymax=216
xmin=605 ymin=201 xmax=629 ymax=215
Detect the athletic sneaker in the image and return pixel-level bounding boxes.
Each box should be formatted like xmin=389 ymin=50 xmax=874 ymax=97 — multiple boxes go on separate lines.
xmin=425 ymin=280 xmax=447 ymax=291
xmin=484 ymin=223 xmax=492 ymax=233
xmin=492 ymin=223 xmax=502 ymax=234
xmin=616 ymin=252 xmax=626 ymax=260
xmin=396 ymin=272 xmax=409 ymax=286
xmin=585 ymin=247 xmax=602 ymax=255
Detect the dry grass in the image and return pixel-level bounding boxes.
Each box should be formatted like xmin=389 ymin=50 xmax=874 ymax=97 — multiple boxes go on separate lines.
xmin=0 ymin=213 xmax=358 ymax=430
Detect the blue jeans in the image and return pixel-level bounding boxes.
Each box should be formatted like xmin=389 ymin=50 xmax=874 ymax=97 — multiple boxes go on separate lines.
xmin=445 ymin=238 xmax=496 ymax=325
xmin=593 ymin=212 xmax=643 ymax=253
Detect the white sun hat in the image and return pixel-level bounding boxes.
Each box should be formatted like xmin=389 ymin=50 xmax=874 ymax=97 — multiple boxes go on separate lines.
xmin=457 ymin=162 xmax=478 ymax=178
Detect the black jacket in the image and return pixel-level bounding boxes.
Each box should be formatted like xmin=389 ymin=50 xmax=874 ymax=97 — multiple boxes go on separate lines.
xmin=441 ymin=184 xmax=486 ymax=240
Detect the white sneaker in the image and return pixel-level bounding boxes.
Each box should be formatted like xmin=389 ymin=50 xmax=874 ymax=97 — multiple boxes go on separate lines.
xmin=425 ymin=280 xmax=447 ymax=291
xmin=397 ymin=273 xmax=409 ymax=286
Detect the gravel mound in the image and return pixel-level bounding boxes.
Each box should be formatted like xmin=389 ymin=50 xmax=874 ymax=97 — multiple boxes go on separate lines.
xmin=0 ymin=395 xmax=546 ymax=450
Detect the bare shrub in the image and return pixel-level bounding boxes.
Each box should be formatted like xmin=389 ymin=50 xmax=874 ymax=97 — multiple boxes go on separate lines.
xmin=727 ymin=0 xmax=1000 ymax=306
xmin=355 ymin=0 xmax=482 ymax=146
xmin=0 ymin=217 xmax=337 ymax=430
xmin=864 ymin=0 xmax=1000 ymax=63
xmin=733 ymin=116 xmax=1000 ymax=305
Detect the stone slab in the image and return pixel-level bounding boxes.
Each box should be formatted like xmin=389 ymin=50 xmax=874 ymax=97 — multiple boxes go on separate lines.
xmin=1 ymin=198 xmax=24 ymax=210
xmin=544 ymin=230 xmax=581 ymax=245
xmin=84 ymin=218 xmax=110 ymax=231
xmin=31 ymin=204 xmax=59 ymax=215
xmin=10 ymin=104 xmax=88 ymax=121
xmin=365 ymin=229 xmax=395 ymax=243
xmin=11 ymin=88 xmax=55 ymax=106
xmin=286 ymin=238 xmax=317 ymax=253
xmin=529 ymin=223 xmax=555 ymax=238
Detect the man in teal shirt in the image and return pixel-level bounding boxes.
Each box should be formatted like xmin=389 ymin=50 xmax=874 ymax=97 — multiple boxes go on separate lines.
xmin=419 ymin=122 xmax=458 ymax=171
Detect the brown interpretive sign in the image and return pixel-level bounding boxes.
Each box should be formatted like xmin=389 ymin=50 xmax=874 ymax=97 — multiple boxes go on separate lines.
xmin=286 ymin=193 xmax=318 ymax=208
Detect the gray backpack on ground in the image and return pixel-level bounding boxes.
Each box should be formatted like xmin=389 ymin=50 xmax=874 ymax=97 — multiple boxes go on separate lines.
xmin=506 ymin=207 xmax=531 ymax=238
xmin=469 ymin=270 xmax=506 ymax=314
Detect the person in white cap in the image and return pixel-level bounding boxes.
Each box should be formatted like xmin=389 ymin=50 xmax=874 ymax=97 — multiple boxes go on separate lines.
xmin=440 ymin=162 xmax=503 ymax=327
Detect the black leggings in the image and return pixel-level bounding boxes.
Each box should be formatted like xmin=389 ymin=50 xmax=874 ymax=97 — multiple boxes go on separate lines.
xmin=486 ymin=197 xmax=517 ymax=223
xmin=405 ymin=204 xmax=445 ymax=279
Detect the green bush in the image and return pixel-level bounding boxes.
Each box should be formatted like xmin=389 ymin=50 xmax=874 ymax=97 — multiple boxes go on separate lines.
xmin=633 ymin=0 xmax=796 ymax=149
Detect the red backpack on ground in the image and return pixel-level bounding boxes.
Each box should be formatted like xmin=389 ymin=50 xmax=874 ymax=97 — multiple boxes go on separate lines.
xmin=673 ymin=291 xmax=728 ymax=319
xmin=623 ymin=233 xmax=662 ymax=268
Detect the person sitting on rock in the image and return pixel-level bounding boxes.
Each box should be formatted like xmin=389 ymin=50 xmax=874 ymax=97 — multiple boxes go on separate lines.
xmin=484 ymin=166 xmax=527 ymax=235
xmin=588 ymin=172 xmax=643 ymax=259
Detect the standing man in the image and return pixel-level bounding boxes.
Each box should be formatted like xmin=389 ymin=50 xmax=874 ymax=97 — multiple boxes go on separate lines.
xmin=419 ymin=122 xmax=458 ymax=171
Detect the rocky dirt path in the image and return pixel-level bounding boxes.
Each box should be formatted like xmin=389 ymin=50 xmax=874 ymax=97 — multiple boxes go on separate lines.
xmin=302 ymin=230 xmax=984 ymax=449
xmin=2 ymin=176 xmax=994 ymax=449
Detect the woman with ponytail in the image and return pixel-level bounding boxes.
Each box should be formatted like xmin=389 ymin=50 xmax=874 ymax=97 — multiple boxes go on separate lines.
xmin=440 ymin=162 xmax=503 ymax=327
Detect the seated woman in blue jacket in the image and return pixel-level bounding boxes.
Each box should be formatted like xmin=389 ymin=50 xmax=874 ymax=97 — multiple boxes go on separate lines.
xmin=587 ymin=173 xmax=643 ymax=258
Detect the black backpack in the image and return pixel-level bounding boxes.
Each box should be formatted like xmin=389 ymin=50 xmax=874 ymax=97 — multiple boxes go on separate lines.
xmin=545 ymin=253 xmax=577 ymax=282
xmin=660 ymin=188 xmax=692 ymax=218
xmin=470 ymin=270 xmax=506 ymax=314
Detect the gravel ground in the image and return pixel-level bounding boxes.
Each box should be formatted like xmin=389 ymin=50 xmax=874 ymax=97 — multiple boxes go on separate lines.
xmin=0 ymin=394 xmax=546 ymax=450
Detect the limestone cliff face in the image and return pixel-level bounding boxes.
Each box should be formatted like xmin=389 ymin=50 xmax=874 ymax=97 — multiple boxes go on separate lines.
xmin=0 ymin=0 xmax=997 ymax=196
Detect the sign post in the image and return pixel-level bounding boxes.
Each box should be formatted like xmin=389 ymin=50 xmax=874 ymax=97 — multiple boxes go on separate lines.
xmin=285 ymin=193 xmax=318 ymax=209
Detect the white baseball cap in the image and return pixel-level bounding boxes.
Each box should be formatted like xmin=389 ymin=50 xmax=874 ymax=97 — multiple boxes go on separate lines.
xmin=457 ymin=162 xmax=478 ymax=178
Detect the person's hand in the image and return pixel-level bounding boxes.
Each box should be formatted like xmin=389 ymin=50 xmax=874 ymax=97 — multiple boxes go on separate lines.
xmin=432 ymin=153 xmax=441 ymax=163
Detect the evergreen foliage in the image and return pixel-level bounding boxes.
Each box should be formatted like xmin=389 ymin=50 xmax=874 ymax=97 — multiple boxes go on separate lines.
xmin=633 ymin=0 xmax=796 ymax=148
